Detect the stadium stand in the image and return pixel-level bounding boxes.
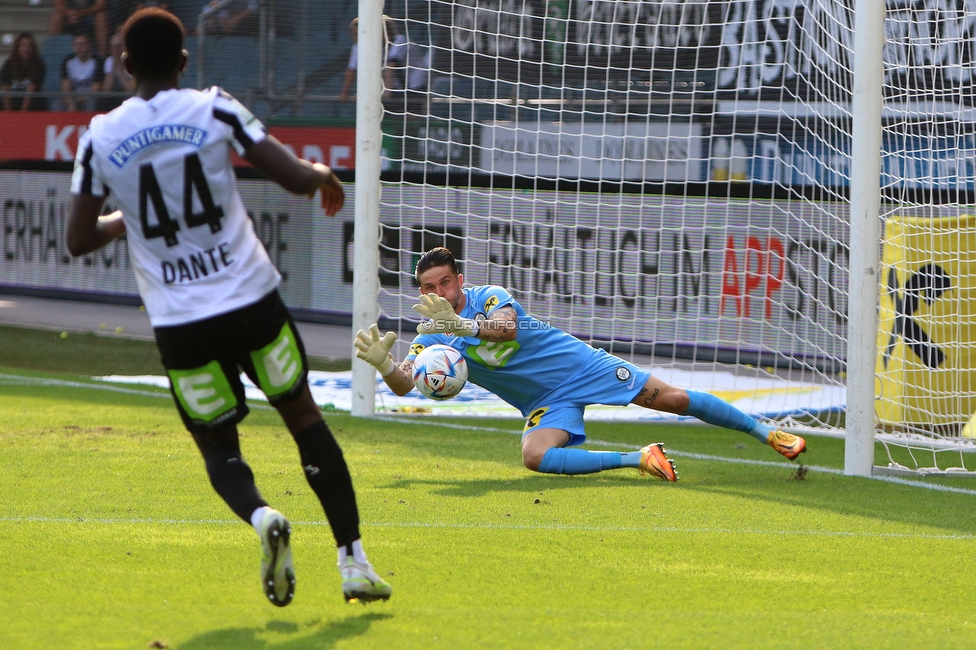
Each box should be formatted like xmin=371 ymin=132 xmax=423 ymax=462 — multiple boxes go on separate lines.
xmin=0 ymin=0 xmax=54 ymax=59
xmin=40 ymin=32 xmax=72 ymax=95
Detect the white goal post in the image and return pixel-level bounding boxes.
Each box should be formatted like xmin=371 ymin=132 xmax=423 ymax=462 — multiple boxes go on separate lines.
xmin=351 ymin=0 xmax=386 ymax=417
xmin=351 ymin=0 xmax=976 ymax=477
xmin=845 ymin=0 xmax=884 ymax=476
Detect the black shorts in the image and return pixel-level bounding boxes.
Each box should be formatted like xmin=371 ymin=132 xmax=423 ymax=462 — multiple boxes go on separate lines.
xmin=153 ymin=290 xmax=309 ymax=433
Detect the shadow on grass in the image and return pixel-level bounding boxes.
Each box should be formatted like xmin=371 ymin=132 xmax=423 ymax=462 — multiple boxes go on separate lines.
xmin=681 ymin=470 xmax=976 ymax=534
xmin=381 ymin=456 xmax=976 ymax=535
xmin=176 ymin=612 xmax=393 ymax=649
xmin=381 ymin=472 xmax=646 ymax=497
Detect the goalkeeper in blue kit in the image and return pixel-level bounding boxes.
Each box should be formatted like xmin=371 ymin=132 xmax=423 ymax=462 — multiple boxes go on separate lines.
xmin=355 ymin=247 xmax=806 ymax=481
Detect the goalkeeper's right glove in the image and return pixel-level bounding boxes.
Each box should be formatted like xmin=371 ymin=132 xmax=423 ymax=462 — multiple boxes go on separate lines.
xmin=354 ymin=324 xmax=398 ymax=376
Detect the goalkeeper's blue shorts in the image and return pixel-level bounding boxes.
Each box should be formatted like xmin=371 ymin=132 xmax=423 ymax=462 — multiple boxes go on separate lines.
xmin=520 ymin=349 xmax=650 ymax=446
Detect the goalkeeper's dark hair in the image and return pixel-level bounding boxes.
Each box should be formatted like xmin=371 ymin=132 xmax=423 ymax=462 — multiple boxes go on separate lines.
xmin=416 ymin=247 xmax=459 ymax=280
xmin=122 ymin=8 xmax=185 ymax=80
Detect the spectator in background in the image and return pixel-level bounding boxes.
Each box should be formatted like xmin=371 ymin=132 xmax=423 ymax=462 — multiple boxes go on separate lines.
xmin=50 ymin=0 xmax=109 ymax=57
xmin=384 ymin=18 xmax=430 ymax=111
xmin=0 ymin=33 xmax=47 ymax=111
xmin=338 ymin=17 xmax=359 ymax=102
xmin=98 ymin=31 xmax=133 ymax=109
xmin=339 ymin=16 xmax=404 ymax=102
xmin=108 ymin=0 xmax=169 ymax=35
xmin=202 ymin=0 xmax=259 ymax=35
xmin=56 ymin=33 xmax=103 ymax=111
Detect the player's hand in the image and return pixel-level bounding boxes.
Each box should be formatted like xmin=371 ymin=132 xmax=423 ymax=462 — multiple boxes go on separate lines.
xmin=310 ymin=163 xmax=345 ymax=216
xmin=354 ymin=324 xmax=397 ymax=375
xmin=412 ymin=293 xmax=479 ymax=337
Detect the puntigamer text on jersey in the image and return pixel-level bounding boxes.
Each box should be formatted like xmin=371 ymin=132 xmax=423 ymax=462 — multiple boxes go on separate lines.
xmin=109 ymin=124 xmax=206 ymax=168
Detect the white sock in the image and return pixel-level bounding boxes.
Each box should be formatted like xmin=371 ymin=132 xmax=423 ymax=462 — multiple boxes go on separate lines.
xmin=250 ymin=506 xmax=272 ymax=535
xmin=337 ymin=539 xmax=368 ymax=565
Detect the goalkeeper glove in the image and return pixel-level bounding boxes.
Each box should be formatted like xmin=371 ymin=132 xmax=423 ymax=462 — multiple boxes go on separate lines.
xmin=413 ymin=293 xmax=479 ymax=337
xmin=353 ymin=324 xmax=397 ymax=376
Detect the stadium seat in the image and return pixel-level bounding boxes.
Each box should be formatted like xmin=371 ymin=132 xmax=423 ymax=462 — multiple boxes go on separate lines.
xmin=166 ymin=0 xmax=201 ymax=32
xmin=180 ymin=36 xmax=198 ymax=89
xmin=42 ymin=33 xmax=74 ymax=56
xmin=430 ymin=75 xmax=472 ymax=98
xmin=475 ymin=78 xmax=509 ymax=99
xmin=201 ymin=35 xmax=257 ymax=96
xmin=41 ymin=34 xmax=74 ymax=94
xmin=306 ymin=30 xmax=351 ymax=68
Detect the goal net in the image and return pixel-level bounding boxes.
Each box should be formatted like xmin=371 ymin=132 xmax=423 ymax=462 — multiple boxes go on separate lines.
xmin=367 ymin=0 xmax=976 ymax=473
xmin=869 ymin=1 xmax=976 ymax=474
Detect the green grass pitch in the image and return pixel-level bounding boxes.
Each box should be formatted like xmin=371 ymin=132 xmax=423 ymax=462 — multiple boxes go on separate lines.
xmin=3 ymin=326 xmax=976 ymax=648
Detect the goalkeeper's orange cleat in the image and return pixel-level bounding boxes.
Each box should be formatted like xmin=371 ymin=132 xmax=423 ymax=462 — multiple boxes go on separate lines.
xmin=638 ymin=443 xmax=678 ymax=482
xmin=767 ymin=430 xmax=807 ymax=460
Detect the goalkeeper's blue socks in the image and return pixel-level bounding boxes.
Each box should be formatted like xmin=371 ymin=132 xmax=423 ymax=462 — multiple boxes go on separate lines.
xmin=537 ymin=448 xmax=644 ymax=475
xmin=535 ymin=391 xmax=773 ymax=474
xmin=684 ymin=390 xmax=771 ymax=443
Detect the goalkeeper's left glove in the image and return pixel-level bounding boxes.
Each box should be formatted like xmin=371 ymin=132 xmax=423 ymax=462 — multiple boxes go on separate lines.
xmin=353 ymin=324 xmax=397 ymax=375
xmin=412 ymin=293 xmax=480 ymax=337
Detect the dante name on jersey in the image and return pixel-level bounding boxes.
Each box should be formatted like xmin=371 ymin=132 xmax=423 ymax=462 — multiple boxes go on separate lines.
xmin=161 ymin=241 xmax=233 ymax=284
xmin=71 ymin=87 xmax=280 ymax=327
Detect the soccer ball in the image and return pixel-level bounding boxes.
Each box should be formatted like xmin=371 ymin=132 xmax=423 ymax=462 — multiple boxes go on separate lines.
xmin=412 ymin=344 xmax=468 ymax=400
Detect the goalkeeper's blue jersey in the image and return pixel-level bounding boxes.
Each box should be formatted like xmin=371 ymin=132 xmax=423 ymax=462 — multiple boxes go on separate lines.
xmin=407 ymin=285 xmax=605 ymax=415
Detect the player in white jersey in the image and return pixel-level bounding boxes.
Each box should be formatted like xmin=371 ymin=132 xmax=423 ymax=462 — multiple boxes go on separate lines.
xmin=65 ymin=8 xmax=390 ymax=606
xmin=355 ymin=247 xmax=807 ymax=481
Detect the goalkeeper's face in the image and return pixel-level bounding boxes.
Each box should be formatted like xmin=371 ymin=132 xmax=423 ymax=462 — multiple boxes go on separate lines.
xmin=418 ymin=265 xmax=465 ymax=313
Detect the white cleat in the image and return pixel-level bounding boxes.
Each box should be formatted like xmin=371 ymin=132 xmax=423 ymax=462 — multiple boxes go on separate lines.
xmin=259 ymin=509 xmax=295 ymax=607
xmin=340 ymin=557 xmax=392 ymax=603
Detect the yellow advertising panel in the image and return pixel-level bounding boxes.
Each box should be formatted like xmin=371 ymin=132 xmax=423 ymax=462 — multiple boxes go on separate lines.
xmin=876 ymin=215 xmax=976 ymax=433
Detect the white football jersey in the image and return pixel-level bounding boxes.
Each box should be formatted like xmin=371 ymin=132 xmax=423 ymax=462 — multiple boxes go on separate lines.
xmin=71 ymin=86 xmax=281 ymax=326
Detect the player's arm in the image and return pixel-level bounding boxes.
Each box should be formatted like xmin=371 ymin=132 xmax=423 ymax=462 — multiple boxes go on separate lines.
xmin=413 ymin=295 xmax=517 ymax=341
xmin=77 ymin=0 xmax=105 ymax=18
xmin=22 ymin=80 xmax=38 ymax=111
xmin=60 ymin=76 xmax=75 ymax=111
xmin=384 ymin=358 xmax=415 ymax=396
xmin=244 ymin=135 xmax=344 ymax=216
xmin=339 ymin=68 xmax=355 ymax=101
xmin=477 ymin=305 xmax=517 ymax=342
xmin=65 ymin=196 xmax=125 ymax=256
xmin=66 ymin=130 xmax=125 ymax=256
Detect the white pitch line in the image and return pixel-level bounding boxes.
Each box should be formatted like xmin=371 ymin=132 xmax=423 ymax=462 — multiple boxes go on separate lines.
xmin=0 ymin=373 xmax=170 ymax=399
xmin=386 ymin=418 xmax=976 ymax=496
xmin=0 ymin=515 xmax=973 ymax=541
xmin=0 ymin=373 xmax=275 ymax=410
xmin=5 ymin=375 xmax=976 ymax=495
